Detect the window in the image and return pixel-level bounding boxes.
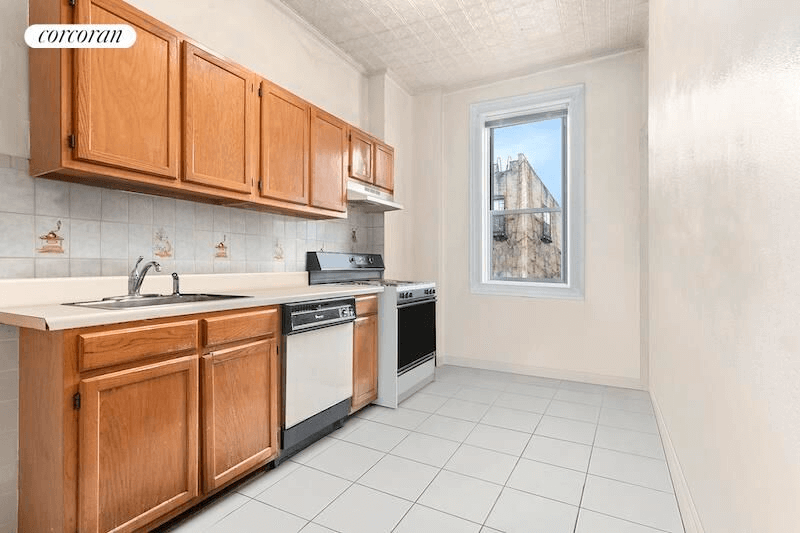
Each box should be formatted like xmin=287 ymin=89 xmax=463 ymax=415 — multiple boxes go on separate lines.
xmin=492 ymin=197 xmax=507 ymax=240
xmin=470 ymin=85 xmax=585 ymax=299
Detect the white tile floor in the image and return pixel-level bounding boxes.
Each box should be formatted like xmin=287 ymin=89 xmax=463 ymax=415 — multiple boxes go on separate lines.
xmin=164 ymin=365 xmax=685 ymax=533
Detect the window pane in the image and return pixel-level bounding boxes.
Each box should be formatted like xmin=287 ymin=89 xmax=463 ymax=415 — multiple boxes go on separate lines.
xmin=490 ymin=117 xmax=564 ymax=211
xmin=491 ymin=211 xmax=563 ymax=282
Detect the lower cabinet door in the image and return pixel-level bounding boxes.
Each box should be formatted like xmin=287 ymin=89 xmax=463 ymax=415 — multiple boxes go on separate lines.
xmin=202 ymin=338 xmax=279 ymax=491
xmin=352 ymin=314 xmax=378 ymax=411
xmin=78 ymin=355 xmax=200 ymax=533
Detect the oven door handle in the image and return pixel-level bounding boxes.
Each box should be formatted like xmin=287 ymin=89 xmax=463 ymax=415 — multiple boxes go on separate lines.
xmin=396 ymin=298 xmax=437 ymax=309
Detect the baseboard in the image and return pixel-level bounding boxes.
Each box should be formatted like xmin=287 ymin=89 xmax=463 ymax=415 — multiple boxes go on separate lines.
xmin=650 ymin=391 xmax=705 ymax=533
xmin=438 ymin=354 xmax=645 ymax=390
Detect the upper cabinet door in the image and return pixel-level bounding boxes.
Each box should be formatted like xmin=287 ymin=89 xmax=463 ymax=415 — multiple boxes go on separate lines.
xmin=349 ymin=128 xmax=374 ymax=184
xmin=182 ymin=43 xmax=255 ymax=194
xmin=259 ymin=81 xmax=310 ymax=205
xmin=74 ymin=0 xmax=180 ymax=179
xmin=310 ymin=107 xmax=347 ymax=213
xmin=374 ymin=142 xmax=395 ymax=192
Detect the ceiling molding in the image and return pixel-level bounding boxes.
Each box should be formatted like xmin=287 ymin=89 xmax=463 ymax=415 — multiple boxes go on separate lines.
xmin=269 ymin=0 xmax=367 ymax=76
xmin=367 ymin=68 xmax=416 ymax=97
xmin=442 ymin=46 xmax=646 ymax=96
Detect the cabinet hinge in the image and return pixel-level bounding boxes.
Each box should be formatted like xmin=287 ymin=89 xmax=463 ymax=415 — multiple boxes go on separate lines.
xmin=67 ymin=134 xmax=76 ymax=149
xmin=258 ymin=87 xmax=263 ymax=97
xmin=258 ymin=179 xmax=262 ymax=190
xmin=69 ymin=0 xmax=76 ymax=6
xmin=72 ymin=392 xmax=81 ymax=410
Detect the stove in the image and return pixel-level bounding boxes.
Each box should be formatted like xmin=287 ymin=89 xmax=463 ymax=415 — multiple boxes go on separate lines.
xmin=307 ymin=252 xmax=437 ymax=407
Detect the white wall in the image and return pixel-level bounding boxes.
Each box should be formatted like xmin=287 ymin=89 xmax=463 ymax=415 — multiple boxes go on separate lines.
xmin=435 ymin=51 xmax=647 ymax=385
xmin=0 ymin=0 xmax=28 ymax=157
xmin=648 ymin=1 xmax=800 ymax=531
xmin=375 ymin=74 xmax=416 ymax=281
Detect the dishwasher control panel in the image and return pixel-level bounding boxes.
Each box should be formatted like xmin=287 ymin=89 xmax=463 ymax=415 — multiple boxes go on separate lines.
xmin=283 ymin=297 xmax=357 ymax=335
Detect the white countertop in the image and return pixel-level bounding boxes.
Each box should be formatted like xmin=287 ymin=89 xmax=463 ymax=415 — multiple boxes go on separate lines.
xmin=0 ymin=277 xmax=382 ymax=331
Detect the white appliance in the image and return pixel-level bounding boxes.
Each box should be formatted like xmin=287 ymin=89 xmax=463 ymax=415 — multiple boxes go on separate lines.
xmin=307 ymin=252 xmax=436 ymax=409
xmin=283 ymin=325 xmax=353 ymax=428
xmin=375 ymin=281 xmax=436 ymax=407
xmin=281 ymin=297 xmax=356 ymax=455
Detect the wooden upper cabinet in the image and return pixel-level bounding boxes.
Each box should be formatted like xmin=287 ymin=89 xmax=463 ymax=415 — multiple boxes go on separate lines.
xmin=202 ymin=338 xmax=279 ymax=491
xmin=310 ymin=107 xmax=348 ymax=212
xmin=182 ymin=43 xmax=256 ymax=194
xmin=74 ymin=0 xmax=180 ymax=179
xmin=78 ymin=355 xmax=199 ymax=533
xmin=259 ymin=81 xmax=310 ymax=205
xmin=349 ymin=128 xmax=374 ymax=184
xmin=374 ymin=142 xmax=395 ymax=192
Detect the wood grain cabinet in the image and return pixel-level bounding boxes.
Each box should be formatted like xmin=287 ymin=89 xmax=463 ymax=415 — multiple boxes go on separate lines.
xmin=348 ymin=127 xmax=374 ymax=184
xmin=29 ymin=0 xmax=394 ymax=216
xmin=310 ymin=107 xmax=348 ymax=212
xmin=352 ymin=296 xmax=379 ymax=412
xmin=78 ymin=356 xmax=199 ymax=533
xmin=18 ymin=306 xmax=282 ymax=533
xmin=31 ymin=0 xmax=181 ymax=181
xmin=74 ymin=0 xmax=180 ymax=180
xmin=259 ymin=81 xmax=310 ymax=205
xmin=183 ymin=43 xmax=257 ymax=195
xmin=373 ymin=141 xmax=395 ymax=192
xmin=347 ymin=127 xmax=395 ymax=193
xmin=200 ymin=309 xmax=280 ymax=492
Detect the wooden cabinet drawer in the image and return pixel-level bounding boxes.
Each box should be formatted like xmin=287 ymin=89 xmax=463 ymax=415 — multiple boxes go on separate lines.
xmin=202 ymin=308 xmax=279 ymax=348
xmin=355 ymin=295 xmax=378 ymax=317
xmin=78 ymin=321 xmax=197 ymax=372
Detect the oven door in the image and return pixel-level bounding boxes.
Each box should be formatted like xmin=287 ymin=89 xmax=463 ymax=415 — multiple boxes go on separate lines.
xmin=397 ymin=298 xmax=436 ymax=374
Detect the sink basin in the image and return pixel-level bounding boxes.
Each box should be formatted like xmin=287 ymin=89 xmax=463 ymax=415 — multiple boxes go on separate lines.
xmin=66 ymin=293 xmax=251 ymax=310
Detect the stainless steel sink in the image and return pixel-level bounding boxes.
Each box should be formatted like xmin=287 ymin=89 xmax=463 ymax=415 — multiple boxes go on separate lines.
xmin=66 ymin=293 xmax=251 ymax=310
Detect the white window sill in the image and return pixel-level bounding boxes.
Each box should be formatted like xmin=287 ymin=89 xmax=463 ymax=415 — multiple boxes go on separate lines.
xmin=470 ymin=281 xmax=584 ymax=300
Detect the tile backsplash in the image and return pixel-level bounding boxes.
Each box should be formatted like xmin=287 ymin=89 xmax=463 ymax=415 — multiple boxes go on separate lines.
xmin=0 ymin=155 xmax=384 ymax=279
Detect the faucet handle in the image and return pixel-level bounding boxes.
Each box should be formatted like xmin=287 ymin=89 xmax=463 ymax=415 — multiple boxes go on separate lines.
xmin=171 ymin=272 xmax=180 ymax=295
xmin=154 ymin=262 xmax=162 ymax=272
xmin=131 ymin=256 xmax=144 ymax=272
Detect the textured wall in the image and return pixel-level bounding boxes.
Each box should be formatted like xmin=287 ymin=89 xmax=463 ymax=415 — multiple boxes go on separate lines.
xmin=648 ymin=1 xmax=800 ymax=531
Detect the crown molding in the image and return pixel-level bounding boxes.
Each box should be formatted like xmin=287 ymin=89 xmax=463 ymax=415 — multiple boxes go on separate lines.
xmin=269 ymin=0 xmax=367 ymax=76
xmin=442 ymin=46 xmax=646 ymax=95
xmin=366 ymin=68 xmax=415 ymax=97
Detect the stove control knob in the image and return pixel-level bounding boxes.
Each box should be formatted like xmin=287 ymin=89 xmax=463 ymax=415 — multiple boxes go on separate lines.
xmin=368 ymin=257 xmax=374 ymax=264
xmin=349 ymin=256 xmax=355 ymax=263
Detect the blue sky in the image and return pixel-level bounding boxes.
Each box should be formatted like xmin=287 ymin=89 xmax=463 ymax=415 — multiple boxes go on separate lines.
xmin=493 ymin=117 xmax=563 ymax=204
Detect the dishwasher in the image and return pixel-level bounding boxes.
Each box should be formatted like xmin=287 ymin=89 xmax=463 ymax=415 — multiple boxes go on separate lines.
xmin=280 ymin=297 xmax=356 ymax=458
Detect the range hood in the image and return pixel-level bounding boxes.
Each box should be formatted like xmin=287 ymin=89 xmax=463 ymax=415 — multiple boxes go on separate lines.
xmin=346 ymin=179 xmax=403 ymax=212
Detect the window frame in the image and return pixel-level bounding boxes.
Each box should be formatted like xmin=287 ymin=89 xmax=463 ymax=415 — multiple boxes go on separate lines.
xmin=469 ymin=84 xmax=585 ymax=299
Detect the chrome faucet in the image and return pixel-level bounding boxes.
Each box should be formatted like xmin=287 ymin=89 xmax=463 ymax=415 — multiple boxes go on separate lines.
xmin=128 ymin=256 xmax=161 ymax=296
